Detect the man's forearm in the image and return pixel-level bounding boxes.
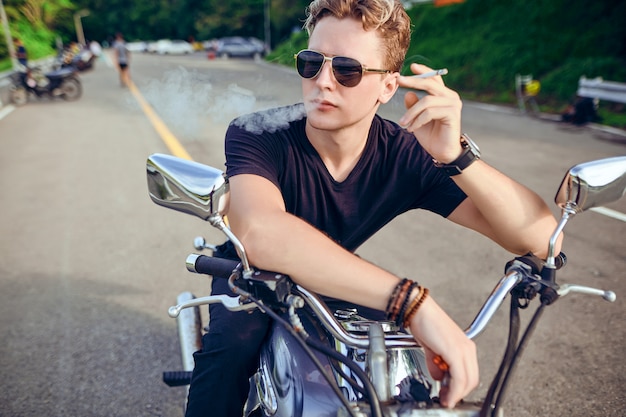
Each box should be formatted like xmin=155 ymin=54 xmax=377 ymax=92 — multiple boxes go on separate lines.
xmin=450 ymin=160 xmax=560 ymax=258
xmin=233 ymin=208 xmax=400 ymax=310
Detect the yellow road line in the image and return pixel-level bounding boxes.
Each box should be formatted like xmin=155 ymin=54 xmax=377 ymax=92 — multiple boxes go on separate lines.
xmin=127 ymin=79 xmax=193 ymax=161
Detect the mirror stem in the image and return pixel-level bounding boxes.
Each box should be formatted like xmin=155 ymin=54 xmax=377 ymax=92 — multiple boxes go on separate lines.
xmin=210 ymin=215 xmax=253 ymax=277
xmin=546 ymin=206 xmax=576 ymax=269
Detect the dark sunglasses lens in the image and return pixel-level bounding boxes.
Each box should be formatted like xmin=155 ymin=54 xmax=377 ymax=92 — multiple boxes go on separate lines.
xmin=332 ymin=56 xmax=363 ymax=87
xmin=297 ymin=51 xmax=324 ymax=79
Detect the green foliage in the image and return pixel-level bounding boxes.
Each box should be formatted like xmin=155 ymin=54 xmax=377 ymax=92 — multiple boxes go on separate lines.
xmin=266 ymin=29 xmax=307 ymax=65
xmin=14 ymin=19 xmax=57 ymax=59
xmin=405 ymin=0 xmax=626 ymax=106
xmin=0 ymin=34 xmax=7 ymax=58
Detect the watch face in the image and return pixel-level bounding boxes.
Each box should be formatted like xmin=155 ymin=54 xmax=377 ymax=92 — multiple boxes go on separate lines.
xmin=462 ymin=134 xmax=480 ymax=154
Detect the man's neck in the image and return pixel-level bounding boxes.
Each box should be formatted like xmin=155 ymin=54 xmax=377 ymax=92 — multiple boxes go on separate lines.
xmin=306 ymin=116 xmax=374 ymax=182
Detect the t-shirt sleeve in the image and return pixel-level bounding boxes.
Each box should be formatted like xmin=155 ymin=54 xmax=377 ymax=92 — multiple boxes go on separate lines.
xmin=224 ymin=122 xmax=284 ymax=189
xmin=413 ymin=158 xmax=467 ymax=218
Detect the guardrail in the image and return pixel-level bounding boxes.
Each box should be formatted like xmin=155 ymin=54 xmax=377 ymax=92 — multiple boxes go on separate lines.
xmin=577 ymin=76 xmax=626 ymax=104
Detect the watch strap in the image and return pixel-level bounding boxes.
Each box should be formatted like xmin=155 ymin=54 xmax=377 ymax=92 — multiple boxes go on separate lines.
xmin=433 ymin=134 xmax=480 ymax=176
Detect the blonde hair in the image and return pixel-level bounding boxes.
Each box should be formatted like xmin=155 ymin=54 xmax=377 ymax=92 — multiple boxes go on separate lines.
xmin=303 ymin=0 xmax=411 ymax=72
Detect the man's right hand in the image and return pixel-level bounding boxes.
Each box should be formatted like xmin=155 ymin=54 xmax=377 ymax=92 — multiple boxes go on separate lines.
xmin=407 ymin=295 xmax=479 ymax=408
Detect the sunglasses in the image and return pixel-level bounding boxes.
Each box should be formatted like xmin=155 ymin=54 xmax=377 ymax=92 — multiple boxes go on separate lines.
xmin=294 ymin=49 xmax=392 ymax=88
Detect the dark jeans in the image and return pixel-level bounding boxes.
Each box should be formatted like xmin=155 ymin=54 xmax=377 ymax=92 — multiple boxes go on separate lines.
xmin=184 ymin=275 xmax=270 ymax=417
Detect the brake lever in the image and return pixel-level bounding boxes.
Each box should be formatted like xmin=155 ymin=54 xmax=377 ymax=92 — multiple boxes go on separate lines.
xmin=168 ymin=294 xmax=258 ymax=318
xmin=557 ymin=284 xmax=616 ymax=302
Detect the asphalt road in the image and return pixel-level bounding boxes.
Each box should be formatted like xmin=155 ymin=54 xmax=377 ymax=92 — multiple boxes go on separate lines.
xmin=0 ymin=51 xmax=624 ymax=417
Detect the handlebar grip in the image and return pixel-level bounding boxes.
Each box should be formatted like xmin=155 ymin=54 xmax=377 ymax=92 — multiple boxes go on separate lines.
xmin=186 ymin=254 xmax=240 ymax=278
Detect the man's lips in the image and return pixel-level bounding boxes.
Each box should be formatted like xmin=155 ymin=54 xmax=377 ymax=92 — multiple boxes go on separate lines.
xmin=312 ymin=98 xmax=338 ymax=110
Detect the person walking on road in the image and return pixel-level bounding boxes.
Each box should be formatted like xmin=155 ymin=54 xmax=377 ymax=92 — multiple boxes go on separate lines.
xmin=112 ymin=32 xmax=130 ymax=87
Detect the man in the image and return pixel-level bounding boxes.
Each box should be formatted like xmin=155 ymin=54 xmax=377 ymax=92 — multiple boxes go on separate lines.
xmin=112 ymin=32 xmax=130 ymax=86
xmin=13 ymin=38 xmax=28 ymax=68
xmin=185 ymin=0 xmax=561 ymax=416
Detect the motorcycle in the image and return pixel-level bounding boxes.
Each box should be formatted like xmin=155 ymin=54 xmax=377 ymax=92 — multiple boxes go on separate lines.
xmin=55 ymin=47 xmax=96 ymax=72
xmin=9 ymin=65 xmax=82 ymax=106
xmin=146 ymin=154 xmax=625 ymax=416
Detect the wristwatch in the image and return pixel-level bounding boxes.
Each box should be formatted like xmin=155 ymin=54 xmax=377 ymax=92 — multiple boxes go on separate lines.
xmin=433 ymin=133 xmax=481 ymax=176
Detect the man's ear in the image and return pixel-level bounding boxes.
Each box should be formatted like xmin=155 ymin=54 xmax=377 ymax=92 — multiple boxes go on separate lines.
xmin=378 ymin=72 xmax=400 ymax=104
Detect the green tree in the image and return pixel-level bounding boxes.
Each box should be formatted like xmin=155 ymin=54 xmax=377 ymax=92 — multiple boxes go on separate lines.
xmin=1 ymin=0 xmax=75 ymax=60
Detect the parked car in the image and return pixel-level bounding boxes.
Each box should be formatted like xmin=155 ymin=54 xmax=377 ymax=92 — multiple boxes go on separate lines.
xmin=146 ymin=41 xmax=159 ymax=53
xmin=155 ymin=39 xmax=194 ymax=55
xmin=126 ymin=41 xmax=147 ymax=52
xmin=216 ymin=37 xmax=266 ymax=59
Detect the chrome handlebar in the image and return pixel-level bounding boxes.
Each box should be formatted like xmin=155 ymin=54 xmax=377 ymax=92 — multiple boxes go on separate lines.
xmin=168 ymin=257 xmax=615 ymax=350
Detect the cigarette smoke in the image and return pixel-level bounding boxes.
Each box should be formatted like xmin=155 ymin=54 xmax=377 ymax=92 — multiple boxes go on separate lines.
xmin=232 ymin=103 xmax=306 ymax=135
xmin=141 ymin=66 xmax=259 ymax=139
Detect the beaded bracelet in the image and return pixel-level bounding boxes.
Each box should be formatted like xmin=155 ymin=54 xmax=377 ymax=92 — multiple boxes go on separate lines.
xmin=402 ymin=287 xmax=429 ymax=329
xmin=400 ymin=286 xmax=423 ymax=328
xmin=387 ymin=279 xmax=413 ymax=322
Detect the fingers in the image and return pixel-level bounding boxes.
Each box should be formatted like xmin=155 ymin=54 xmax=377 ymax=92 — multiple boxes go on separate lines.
xmin=396 ymin=63 xmax=462 ymax=159
xmin=398 ymin=62 xmax=460 ymax=130
xmin=409 ymin=297 xmax=479 ymax=409
xmin=404 ymin=91 xmax=419 ymax=110
xmin=398 ymin=63 xmax=448 ymax=92
xmin=399 ymin=93 xmax=460 ymax=131
xmin=423 ymin=346 xmax=478 ymax=408
xmin=440 ymin=341 xmax=479 ymax=408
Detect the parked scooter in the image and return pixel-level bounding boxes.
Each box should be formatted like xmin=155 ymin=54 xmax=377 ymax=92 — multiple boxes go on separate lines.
xmin=146 ymin=154 xmax=624 ymax=416
xmin=9 ymin=65 xmax=82 ymax=106
xmin=55 ymin=47 xmax=96 ymax=72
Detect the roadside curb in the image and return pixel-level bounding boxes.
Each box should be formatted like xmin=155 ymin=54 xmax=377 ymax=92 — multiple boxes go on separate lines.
xmin=535 ymin=112 xmax=626 ymax=142
xmin=468 ymin=100 xmax=626 ymax=142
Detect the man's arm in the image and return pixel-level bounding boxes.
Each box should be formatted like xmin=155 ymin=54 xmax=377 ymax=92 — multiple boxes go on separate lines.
xmin=446 ymin=161 xmax=560 ymax=259
xmin=397 ymin=64 xmax=561 ymax=259
xmin=227 ymin=173 xmax=477 ymax=408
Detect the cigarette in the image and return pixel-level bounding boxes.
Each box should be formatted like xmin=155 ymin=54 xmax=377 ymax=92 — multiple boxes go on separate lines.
xmin=413 ymin=68 xmax=448 ymax=78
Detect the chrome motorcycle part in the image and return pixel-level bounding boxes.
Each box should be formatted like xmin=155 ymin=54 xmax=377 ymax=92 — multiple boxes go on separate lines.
xmin=555 ymin=156 xmax=626 ymax=213
xmin=557 ymin=284 xmax=616 ymax=301
xmin=146 ymin=154 xmax=253 ymax=274
xmin=175 ymin=292 xmax=202 ymax=372
xmin=193 ymin=236 xmax=218 ymax=251
xmin=254 ymin=357 xmax=278 ymax=415
xmin=168 ymin=293 xmax=256 ymax=318
xmin=547 ymin=156 xmax=626 ymax=268
xmin=368 ymin=323 xmax=390 ymax=402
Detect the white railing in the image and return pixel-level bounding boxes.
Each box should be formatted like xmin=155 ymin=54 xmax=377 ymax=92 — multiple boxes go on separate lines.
xmin=577 ymin=76 xmax=626 ymax=104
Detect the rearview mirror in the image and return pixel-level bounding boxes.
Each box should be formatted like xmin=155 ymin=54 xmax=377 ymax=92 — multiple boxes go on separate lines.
xmin=555 ymin=156 xmax=626 ymax=213
xmin=146 ymin=153 xmax=229 ymax=221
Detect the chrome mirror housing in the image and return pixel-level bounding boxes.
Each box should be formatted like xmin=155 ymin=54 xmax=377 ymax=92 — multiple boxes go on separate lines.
xmin=555 ymin=156 xmax=626 ymax=214
xmin=147 ymin=153 xmax=229 ymax=222
xmin=546 ymin=156 xmax=626 ymax=268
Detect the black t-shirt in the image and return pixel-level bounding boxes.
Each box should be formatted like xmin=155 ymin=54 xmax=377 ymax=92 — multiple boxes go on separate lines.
xmin=225 ymin=103 xmax=467 ymax=253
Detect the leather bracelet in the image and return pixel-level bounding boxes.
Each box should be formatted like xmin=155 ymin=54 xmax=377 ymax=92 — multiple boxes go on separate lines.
xmin=385 ymin=278 xmax=408 ymax=316
xmin=386 ymin=279 xmax=413 ymax=322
